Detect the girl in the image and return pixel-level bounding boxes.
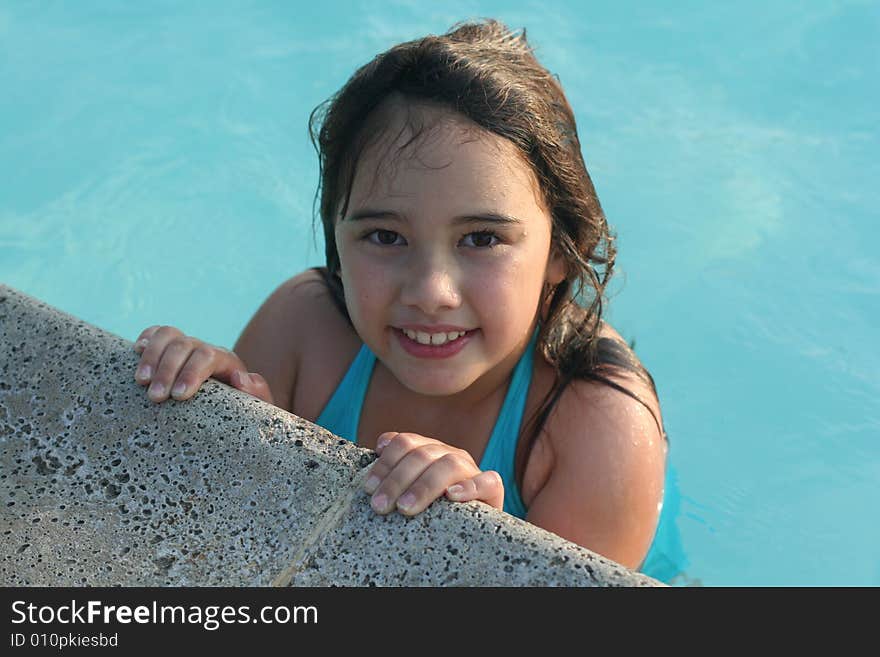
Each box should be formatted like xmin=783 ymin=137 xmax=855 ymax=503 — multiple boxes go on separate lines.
xmin=132 ymin=20 xmax=670 ymax=577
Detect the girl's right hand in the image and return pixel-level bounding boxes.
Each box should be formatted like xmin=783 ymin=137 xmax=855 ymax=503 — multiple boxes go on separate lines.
xmin=132 ymin=325 xmax=275 ymax=406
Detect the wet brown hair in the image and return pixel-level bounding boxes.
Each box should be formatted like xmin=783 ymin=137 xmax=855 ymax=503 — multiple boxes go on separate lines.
xmin=308 ymin=19 xmax=666 ymax=489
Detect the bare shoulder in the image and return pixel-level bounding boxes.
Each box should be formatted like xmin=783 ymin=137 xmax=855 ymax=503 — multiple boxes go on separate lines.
xmin=551 ymin=320 xmax=665 ymax=457
xmin=525 ymin=321 xmax=667 ymax=569
xmin=595 ymin=319 xmax=665 ymax=431
xmin=549 ymin=374 xmax=667 ymax=469
xmin=233 ymin=268 xmax=354 ymax=412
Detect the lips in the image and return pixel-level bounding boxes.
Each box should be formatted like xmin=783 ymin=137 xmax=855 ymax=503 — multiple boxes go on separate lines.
xmin=400 ymin=327 xmax=466 ymax=346
xmin=393 ymin=327 xmax=475 ymax=359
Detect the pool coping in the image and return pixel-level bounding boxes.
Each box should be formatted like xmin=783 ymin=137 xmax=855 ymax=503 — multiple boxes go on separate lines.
xmin=0 ymin=283 xmax=661 ymax=587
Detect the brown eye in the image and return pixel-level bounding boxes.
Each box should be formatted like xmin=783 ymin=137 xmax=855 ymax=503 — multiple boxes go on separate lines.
xmin=367 ymin=229 xmax=404 ymax=246
xmin=462 ymin=231 xmax=499 ymax=248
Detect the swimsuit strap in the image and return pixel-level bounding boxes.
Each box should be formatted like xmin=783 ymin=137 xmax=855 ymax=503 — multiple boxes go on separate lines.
xmin=314 ymin=343 xmax=375 ymax=443
xmin=477 ymin=328 xmax=538 ymax=519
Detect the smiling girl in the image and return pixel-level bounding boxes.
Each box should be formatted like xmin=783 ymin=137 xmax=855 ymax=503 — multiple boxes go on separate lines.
xmin=132 ymin=20 xmax=671 ymax=577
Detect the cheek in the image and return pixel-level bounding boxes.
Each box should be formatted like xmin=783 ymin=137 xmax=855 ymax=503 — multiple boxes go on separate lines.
xmin=470 ymin=255 xmax=543 ymax=321
xmin=339 ymin=251 xmax=390 ymax=316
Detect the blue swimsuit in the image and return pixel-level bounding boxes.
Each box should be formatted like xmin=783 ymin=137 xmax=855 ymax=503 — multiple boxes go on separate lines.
xmin=316 ymin=329 xmax=679 ymax=582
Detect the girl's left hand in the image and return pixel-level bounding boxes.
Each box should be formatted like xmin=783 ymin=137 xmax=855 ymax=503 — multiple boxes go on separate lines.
xmin=364 ymin=431 xmax=505 ymax=516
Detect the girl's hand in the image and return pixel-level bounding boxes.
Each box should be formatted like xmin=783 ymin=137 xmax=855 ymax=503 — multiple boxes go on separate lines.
xmin=132 ymin=325 xmax=275 ymax=405
xmin=363 ymin=432 xmax=504 ymax=516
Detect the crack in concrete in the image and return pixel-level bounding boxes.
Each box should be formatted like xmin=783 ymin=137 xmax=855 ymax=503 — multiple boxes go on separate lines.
xmin=270 ymin=464 xmax=373 ymax=587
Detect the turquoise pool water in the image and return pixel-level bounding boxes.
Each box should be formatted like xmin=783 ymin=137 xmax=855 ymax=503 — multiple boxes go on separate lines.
xmin=2 ymin=1 xmax=877 ymax=585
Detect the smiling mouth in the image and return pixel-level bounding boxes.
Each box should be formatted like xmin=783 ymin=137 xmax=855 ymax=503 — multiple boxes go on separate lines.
xmin=392 ymin=327 xmax=476 ymax=358
xmin=398 ymin=327 xmax=470 ymax=346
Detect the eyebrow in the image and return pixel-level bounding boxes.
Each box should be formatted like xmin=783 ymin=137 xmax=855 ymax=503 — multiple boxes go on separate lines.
xmin=344 ymin=208 xmax=524 ymax=226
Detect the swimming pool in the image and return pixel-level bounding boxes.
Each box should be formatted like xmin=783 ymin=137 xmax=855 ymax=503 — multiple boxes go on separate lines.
xmin=2 ymin=1 xmax=877 ymax=585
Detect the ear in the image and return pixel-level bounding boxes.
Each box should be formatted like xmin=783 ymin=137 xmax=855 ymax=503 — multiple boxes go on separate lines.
xmin=545 ymin=247 xmax=567 ymax=286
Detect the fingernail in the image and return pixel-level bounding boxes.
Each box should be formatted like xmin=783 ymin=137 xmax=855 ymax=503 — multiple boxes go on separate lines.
xmin=447 ymin=484 xmax=464 ymax=497
xmin=364 ymin=475 xmax=380 ymax=494
xmin=397 ymin=492 xmax=416 ymax=511
xmin=371 ymin=493 xmax=388 ymax=513
xmin=239 ymin=372 xmax=251 ymax=386
xmin=376 ymin=435 xmax=392 ymax=450
xmin=135 ymin=338 xmax=149 ymax=351
xmin=148 ymin=382 xmax=165 ymax=398
xmin=171 ymin=382 xmax=186 ymax=398
xmin=136 ymin=365 xmax=152 ymax=381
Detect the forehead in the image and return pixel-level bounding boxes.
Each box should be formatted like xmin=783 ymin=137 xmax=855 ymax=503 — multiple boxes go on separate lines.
xmin=345 ymin=99 xmax=548 ymax=216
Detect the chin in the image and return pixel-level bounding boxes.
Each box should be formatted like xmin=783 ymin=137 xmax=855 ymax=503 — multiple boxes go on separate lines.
xmin=395 ymin=367 xmax=475 ymax=397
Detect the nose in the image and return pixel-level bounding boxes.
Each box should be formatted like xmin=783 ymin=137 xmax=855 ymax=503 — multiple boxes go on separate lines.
xmin=398 ymin=252 xmax=461 ymax=315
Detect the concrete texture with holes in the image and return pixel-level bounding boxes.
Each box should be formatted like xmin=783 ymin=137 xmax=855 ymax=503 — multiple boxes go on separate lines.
xmin=0 ymin=284 xmax=661 ymax=586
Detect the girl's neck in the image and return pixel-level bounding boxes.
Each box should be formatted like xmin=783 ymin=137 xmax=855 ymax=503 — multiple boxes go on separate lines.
xmin=376 ymin=327 xmax=534 ymax=419
xmin=361 ymin=356 xmax=507 ymax=457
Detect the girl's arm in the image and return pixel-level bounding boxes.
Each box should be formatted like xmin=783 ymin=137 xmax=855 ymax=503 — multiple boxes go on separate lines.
xmin=133 ymin=271 xmax=316 ymax=410
xmin=232 ymin=271 xmax=320 ymax=411
xmin=525 ymin=377 xmax=667 ymax=570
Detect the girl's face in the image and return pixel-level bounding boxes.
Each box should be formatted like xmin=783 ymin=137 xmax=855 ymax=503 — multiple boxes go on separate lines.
xmin=335 ymin=102 xmax=565 ymax=399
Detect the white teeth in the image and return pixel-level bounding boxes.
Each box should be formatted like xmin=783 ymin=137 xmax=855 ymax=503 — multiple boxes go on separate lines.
xmin=401 ymin=329 xmax=466 ymax=346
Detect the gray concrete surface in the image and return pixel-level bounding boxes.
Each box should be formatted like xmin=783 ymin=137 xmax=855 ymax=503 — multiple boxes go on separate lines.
xmin=0 ymin=283 xmax=661 ymax=586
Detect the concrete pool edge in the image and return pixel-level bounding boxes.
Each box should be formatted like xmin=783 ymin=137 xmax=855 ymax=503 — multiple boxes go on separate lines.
xmin=0 ymin=283 xmax=662 ymax=587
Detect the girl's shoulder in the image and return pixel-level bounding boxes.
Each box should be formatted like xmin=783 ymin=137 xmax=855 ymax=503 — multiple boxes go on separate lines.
xmin=523 ymin=321 xmax=664 ymax=492
xmin=522 ymin=321 xmax=667 ymax=567
xmin=547 ymin=321 xmax=665 ymax=461
xmin=234 ymin=268 xmax=360 ymax=415
xmin=563 ymin=321 xmax=663 ymax=431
